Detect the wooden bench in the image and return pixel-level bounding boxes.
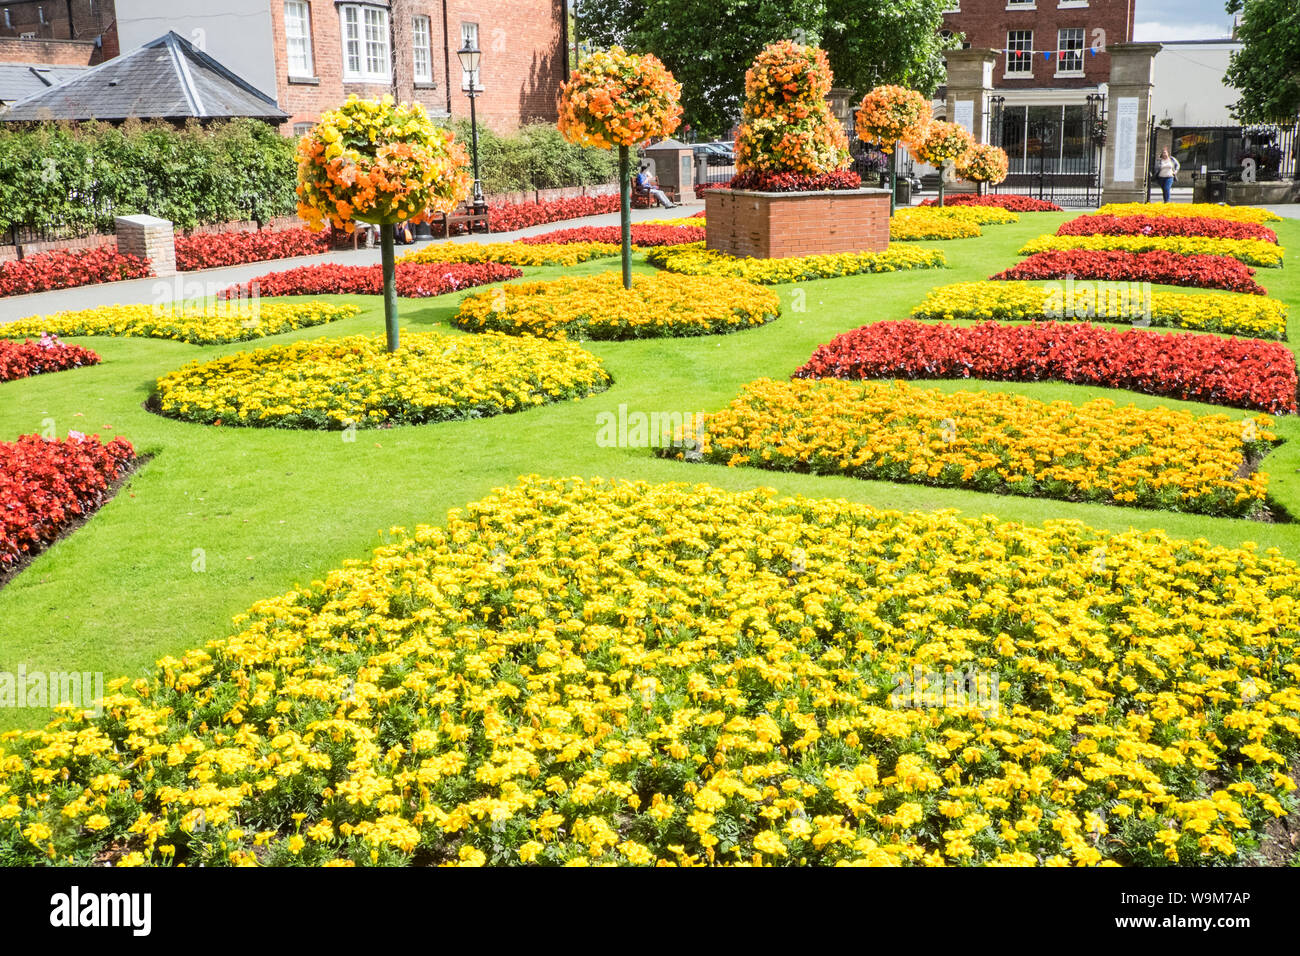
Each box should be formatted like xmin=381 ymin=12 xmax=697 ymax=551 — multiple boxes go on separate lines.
xmin=632 ymin=181 xmax=680 ymax=209
xmin=431 ymin=201 xmax=490 ymax=238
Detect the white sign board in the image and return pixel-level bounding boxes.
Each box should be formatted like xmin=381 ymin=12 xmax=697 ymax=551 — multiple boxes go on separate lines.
xmin=1112 ymin=97 xmax=1139 ymax=183
xmin=954 ymin=100 xmax=974 ymax=138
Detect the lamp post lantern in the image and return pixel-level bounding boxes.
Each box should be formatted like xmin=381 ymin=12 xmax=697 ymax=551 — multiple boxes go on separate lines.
xmin=457 ymin=37 xmax=485 ymax=208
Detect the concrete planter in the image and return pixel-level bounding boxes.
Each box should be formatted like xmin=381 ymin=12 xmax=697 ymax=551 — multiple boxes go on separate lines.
xmin=1226 ymin=180 xmax=1300 ymax=206
xmin=704 ymin=187 xmax=892 ymax=259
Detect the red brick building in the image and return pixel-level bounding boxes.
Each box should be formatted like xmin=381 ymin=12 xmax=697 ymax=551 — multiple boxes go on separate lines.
xmin=0 ymin=0 xmax=118 ymax=60
xmin=1 ymin=1 xmax=568 ymax=135
xmin=940 ymin=0 xmax=1134 ymax=175
xmin=268 ymin=0 xmax=569 ymax=135
xmin=941 ymin=0 xmax=1133 ymax=90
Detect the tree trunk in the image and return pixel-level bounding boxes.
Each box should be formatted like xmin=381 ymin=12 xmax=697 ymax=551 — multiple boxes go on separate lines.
xmin=619 ymin=144 xmax=632 ymax=290
xmin=381 ymin=223 xmax=399 ymax=352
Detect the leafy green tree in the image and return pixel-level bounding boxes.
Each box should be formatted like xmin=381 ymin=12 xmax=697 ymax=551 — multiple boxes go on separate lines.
xmin=574 ymin=0 xmax=954 ymax=135
xmin=575 ymin=0 xmax=826 ymax=136
xmin=821 ymin=0 xmax=956 ymax=101
xmin=1224 ymin=0 xmax=1300 ymax=123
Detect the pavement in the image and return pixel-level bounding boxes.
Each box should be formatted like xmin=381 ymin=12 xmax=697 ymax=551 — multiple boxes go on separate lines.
xmin=0 ymin=200 xmax=704 ymax=321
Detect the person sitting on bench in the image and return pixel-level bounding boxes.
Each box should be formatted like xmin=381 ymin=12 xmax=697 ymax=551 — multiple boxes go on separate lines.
xmin=636 ymin=166 xmax=676 ymax=209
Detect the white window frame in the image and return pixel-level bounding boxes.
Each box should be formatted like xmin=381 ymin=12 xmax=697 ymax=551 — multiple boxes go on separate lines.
xmin=942 ymin=1 xmax=960 ymax=11
xmin=1057 ymin=27 xmax=1085 ymax=75
xmin=1006 ymin=0 xmax=1036 ymax=8
xmin=1006 ymin=30 xmax=1033 ymax=76
xmin=284 ymin=1 xmax=314 ymax=79
xmin=340 ymin=3 xmax=391 ymax=83
xmin=412 ymin=14 xmax=433 ymax=84
xmin=460 ymin=21 xmax=483 ymax=91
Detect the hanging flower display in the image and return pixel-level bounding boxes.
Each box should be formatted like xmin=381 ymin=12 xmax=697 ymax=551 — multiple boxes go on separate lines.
xmin=734 ymin=40 xmax=850 ymax=177
xmin=957 ymin=143 xmax=1010 ymax=186
xmin=909 ymin=120 xmax=976 ymax=167
xmin=558 ymin=46 xmax=683 ymax=149
xmin=855 ymin=85 xmax=932 ymax=153
xmin=296 ymin=95 xmax=472 ymax=234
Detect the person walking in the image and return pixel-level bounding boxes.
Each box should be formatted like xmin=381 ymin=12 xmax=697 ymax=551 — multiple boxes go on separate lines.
xmin=1156 ymin=147 xmax=1180 ymax=203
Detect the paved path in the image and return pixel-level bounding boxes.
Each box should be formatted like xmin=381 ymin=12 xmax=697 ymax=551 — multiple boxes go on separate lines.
xmin=0 ymin=201 xmax=703 ymax=320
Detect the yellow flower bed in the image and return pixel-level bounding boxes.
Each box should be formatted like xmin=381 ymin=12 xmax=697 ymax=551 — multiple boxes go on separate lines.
xmin=3 ymin=475 xmax=1300 ymax=867
xmin=400 ymin=241 xmax=620 ymax=267
xmin=890 ymin=210 xmax=982 ymax=241
xmin=915 ymin=205 xmax=1019 ymax=225
xmin=676 ymin=378 xmax=1272 ymax=517
xmin=646 ymin=242 xmax=946 ymax=284
xmin=455 ymin=272 xmax=779 ymax=340
xmin=2 ymin=302 xmax=360 ymax=346
xmin=639 ymin=217 xmax=705 ymax=227
xmin=1095 ymin=202 xmax=1282 ymax=223
xmin=911 ymin=280 xmax=1289 ymax=339
xmin=152 ymin=332 xmax=610 ymax=429
xmin=1018 ymin=233 xmax=1284 ymax=268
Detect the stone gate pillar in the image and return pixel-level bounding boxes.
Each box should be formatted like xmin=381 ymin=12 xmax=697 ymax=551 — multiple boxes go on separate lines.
xmin=943 ymin=48 xmax=1000 ymax=146
xmin=1100 ymin=42 xmax=1162 ymax=205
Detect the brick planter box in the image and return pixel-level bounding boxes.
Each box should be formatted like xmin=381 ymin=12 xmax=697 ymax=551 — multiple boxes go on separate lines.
xmin=705 ymin=187 xmax=892 ymax=259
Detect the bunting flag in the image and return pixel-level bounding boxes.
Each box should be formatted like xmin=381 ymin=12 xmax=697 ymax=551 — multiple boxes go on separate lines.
xmin=1000 ymin=47 xmax=1103 ymax=57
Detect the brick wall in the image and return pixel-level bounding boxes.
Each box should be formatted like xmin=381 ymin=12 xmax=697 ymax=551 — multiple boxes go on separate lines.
xmin=943 ymin=0 xmax=1134 ymax=91
xmin=705 ymin=189 xmax=891 ymax=259
xmin=0 ymin=0 xmax=114 ymax=44
xmin=0 ymin=36 xmax=96 ymax=65
xmin=271 ymin=0 xmax=565 ymax=135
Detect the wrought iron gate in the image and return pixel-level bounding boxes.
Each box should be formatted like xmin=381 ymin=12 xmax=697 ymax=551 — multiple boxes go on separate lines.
xmin=988 ymin=97 xmax=1106 ymax=208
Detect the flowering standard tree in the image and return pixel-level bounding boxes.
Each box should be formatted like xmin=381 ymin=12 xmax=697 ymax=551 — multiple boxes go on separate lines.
xmin=855 ymin=85 xmax=932 ymax=214
xmin=297 ymin=95 xmax=472 ymax=351
xmin=734 ymin=41 xmax=851 ymax=180
xmin=559 ymin=47 xmax=683 ymax=289
xmin=909 ymin=120 xmax=975 ymax=208
xmin=956 ymin=143 xmax=1010 ymax=196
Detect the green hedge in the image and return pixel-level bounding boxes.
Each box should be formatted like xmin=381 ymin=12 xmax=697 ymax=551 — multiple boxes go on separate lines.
xmin=0 ymin=118 xmax=618 ymax=237
xmin=445 ymin=120 xmax=618 ymax=195
xmin=0 ymin=119 xmax=298 ymax=235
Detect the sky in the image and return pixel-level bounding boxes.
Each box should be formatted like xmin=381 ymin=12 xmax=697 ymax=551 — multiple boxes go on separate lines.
xmin=1133 ymin=0 xmax=1237 ymax=41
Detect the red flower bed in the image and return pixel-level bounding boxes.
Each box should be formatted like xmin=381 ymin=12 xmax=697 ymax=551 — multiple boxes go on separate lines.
xmin=1 ymin=433 xmax=136 ymax=573
xmin=1058 ymin=214 xmax=1279 ymax=243
xmin=794 ymin=320 xmax=1297 ymax=413
xmin=695 ymin=182 xmax=724 ymax=199
xmin=519 ymin=225 xmax=705 ymax=246
xmin=220 ymin=262 xmax=522 ymax=299
xmin=486 ymin=194 xmax=622 ymax=233
xmin=727 ymin=170 xmax=862 ymax=192
xmin=0 ymin=247 xmax=152 ymax=298
xmin=921 ymin=195 xmax=1064 ymax=212
xmin=0 ymin=334 xmax=101 ymax=383
xmin=993 ymin=249 xmax=1268 ymax=295
xmin=174 ymin=228 xmax=331 ymax=270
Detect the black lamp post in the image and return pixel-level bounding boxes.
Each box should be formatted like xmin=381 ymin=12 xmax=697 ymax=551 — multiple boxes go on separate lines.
xmin=457 ymin=37 xmax=485 ymax=209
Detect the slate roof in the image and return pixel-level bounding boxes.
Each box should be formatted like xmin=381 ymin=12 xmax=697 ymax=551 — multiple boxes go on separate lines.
xmin=0 ymin=32 xmax=287 ymax=123
xmin=0 ymin=64 xmax=89 ymax=106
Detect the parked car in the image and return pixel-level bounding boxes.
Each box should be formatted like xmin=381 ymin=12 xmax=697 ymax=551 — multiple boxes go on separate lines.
xmin=705 ymin=141 xmax=736 ymax=166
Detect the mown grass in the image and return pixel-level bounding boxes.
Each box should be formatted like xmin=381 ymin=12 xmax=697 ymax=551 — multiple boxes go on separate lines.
xmin=1 ymin=210 xmax=1297 ymax=729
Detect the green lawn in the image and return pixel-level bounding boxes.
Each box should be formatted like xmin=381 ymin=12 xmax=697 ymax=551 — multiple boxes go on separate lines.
xmin=2 ymin=210 xmax=1298 ymax=730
